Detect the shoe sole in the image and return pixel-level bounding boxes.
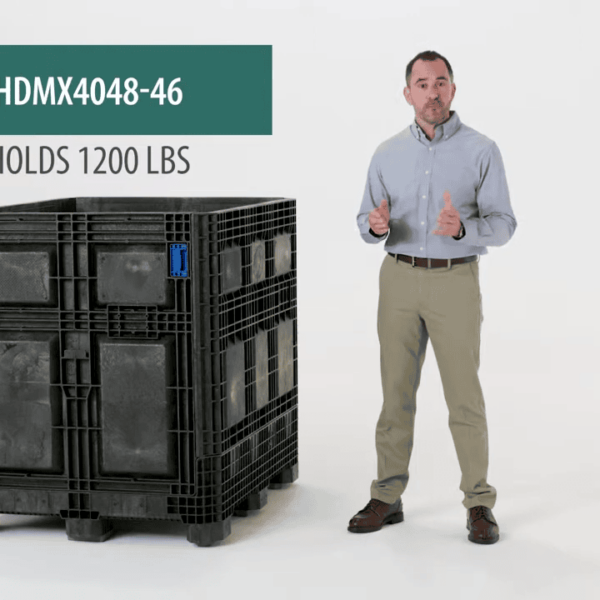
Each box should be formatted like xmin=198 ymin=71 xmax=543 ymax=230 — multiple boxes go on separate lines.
xmin=348 ymin=511 xmax=404 ymax=533
xmin=466 ymin=521 xmax=499 ymax=544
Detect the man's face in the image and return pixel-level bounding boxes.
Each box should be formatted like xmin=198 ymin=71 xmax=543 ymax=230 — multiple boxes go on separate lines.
xmin=404 ymin=59 xmax=456 ymax=126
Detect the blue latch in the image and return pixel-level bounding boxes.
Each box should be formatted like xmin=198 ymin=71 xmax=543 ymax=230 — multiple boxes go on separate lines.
xmin=170 ymin=244 xmax=188 ymax=277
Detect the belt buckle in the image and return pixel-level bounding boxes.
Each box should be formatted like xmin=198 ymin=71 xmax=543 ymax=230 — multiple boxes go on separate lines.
xmin=411 ymin=255 xmax=417 ymax=268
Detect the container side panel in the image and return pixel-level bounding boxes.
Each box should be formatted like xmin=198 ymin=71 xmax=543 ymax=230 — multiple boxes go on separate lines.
xmin=250 ymin=240 xmax=266 ymax=284
xmin=277 ymin=319 xmax=294 ymax=396
xmin=96 ymin=250 xmax=167 ymax=306
xmin=255 ymin=330 xmax=269 ymax=410
xmin=0 ymin=251 xmax=53 ymax=305
xmin=221 ymin=246 xmax=242 ymax=294
xmin=274 ymin=234 xmax=292 ymax=276
xmin=99 ymin=339 xmax=176 ymax=477
xmin=226 ymin=341 xmax=245 ymax=428
xmin=0 ymin=334 xmax=62 ymax=472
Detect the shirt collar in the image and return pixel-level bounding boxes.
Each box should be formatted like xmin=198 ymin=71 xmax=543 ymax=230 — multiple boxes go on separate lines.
xmin=410 ymin=110 xmax=461 ymax=142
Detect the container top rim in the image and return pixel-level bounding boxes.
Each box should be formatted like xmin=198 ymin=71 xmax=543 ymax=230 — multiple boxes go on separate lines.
xmin=0 ymin=197 xmax=296 ymax=215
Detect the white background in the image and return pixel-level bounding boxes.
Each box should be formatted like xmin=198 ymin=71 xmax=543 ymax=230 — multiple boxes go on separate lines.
xmin=0 ymin=1 xmax=598 ymax=599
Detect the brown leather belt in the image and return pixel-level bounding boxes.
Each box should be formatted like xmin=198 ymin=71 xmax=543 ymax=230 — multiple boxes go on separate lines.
xmin=387 ymin=253 xmax=478 ymax=269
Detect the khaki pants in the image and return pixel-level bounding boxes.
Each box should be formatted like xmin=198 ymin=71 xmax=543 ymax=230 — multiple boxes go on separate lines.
xmin=370 ymin=254 xmax=497 ymax=510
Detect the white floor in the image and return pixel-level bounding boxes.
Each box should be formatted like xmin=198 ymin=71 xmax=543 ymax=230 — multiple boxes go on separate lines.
xmin=1 ymin=333 xmax=598 ymax=600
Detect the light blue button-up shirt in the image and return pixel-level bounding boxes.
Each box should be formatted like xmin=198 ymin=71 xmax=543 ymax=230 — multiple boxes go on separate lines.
xmin=357 ymin=111 xmax=517 ymax=258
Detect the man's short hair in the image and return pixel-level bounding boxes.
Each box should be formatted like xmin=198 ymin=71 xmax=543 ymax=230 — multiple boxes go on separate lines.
xmin=405 ymin=51 xmax=454 ymax=87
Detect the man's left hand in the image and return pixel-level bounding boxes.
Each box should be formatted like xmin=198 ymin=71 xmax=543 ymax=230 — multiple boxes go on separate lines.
xmin=433 ymin=190 xmax=461 ymax=237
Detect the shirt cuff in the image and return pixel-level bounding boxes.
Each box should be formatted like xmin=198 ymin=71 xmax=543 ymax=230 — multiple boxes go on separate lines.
xmin=452 ymin=221 xmax=466 ymax=240
xmin=369 ymin=227 xmax=388 ymax=239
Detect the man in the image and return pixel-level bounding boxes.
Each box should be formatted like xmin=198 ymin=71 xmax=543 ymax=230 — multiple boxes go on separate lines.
xmin=349 ymin=50 xmax=517 ymax=544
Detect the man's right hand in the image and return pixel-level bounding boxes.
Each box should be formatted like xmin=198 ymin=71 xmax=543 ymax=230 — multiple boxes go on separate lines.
xmin=369 ymin=199 xmax=390 ymax=235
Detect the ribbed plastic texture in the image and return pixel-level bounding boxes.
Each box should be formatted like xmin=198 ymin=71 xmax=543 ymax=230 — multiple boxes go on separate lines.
xmin=0 ymin=197 xmax=298 ymax=546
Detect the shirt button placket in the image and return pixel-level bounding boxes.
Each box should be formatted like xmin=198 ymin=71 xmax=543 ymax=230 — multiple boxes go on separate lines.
xmin=425 ymin=145 xmax=435 ymax=254
xmin=421 ymin=146 xmax=431 ymax=250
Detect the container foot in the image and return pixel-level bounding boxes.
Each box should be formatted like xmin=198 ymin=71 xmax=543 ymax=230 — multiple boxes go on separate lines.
xmin=268 ymin=462 xmax=299 ymax=489
xmin=234 ymin=487 xmax=268 ymax=516
xmin=187 ymin=517 xmax=232 ymax=547
xmin=65 ymin=517 xmax=113 ymax=542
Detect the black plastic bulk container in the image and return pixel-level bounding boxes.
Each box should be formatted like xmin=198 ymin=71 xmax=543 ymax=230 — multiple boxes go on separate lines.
xmin=0 ymin=197 xmax=298 ymax=546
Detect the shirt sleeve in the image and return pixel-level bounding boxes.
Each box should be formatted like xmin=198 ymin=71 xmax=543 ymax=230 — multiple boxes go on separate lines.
xmin=460 ymin=142 xmax=517 ymax=247
xmin=357 ymin=151 xmax=389 ymax=244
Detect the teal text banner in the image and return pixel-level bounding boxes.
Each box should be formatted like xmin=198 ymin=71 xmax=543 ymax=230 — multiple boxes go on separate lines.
xmin=0 ymin=45 xmax=272 ymax=135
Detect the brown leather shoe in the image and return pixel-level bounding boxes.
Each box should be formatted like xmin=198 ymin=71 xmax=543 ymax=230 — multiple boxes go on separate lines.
xmin=467 ymin=506 xmax=499 ymax=544
xmin=348 ymin=498 xmax=404 ymax=533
